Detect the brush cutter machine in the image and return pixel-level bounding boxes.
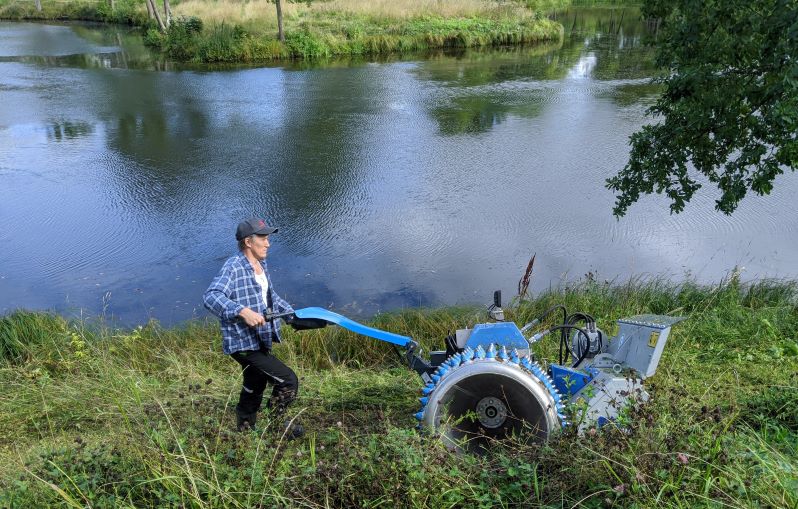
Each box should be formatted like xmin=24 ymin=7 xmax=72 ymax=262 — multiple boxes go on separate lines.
xmin=270 ymin=291 xmax=684 ymax=452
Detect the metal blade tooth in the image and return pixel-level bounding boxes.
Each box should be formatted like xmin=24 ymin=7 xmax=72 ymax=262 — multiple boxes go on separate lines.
xmin=520 ymin=356 xmax=533 ymax=370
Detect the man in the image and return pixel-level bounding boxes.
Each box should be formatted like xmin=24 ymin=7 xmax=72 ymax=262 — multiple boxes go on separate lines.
xmin=203 ymin=217 xmax=301 ymax=435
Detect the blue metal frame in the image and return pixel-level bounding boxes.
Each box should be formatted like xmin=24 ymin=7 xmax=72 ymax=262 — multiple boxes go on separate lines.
xmin=294 ymin=307 xmax=414 ymax=348
xmin=550 ymin=364 xmax=598 ymax=396
xmin=463 ymin=322 xmax=529 ymax=351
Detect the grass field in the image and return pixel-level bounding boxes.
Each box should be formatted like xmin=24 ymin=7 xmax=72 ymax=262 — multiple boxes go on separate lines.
xmin=0 ymin=0 xmax=566 ymax=61
xmin=172 ymin=0 xmax=541 ymax=29
xmin=1 ymin=273 xmax=796 ymax=507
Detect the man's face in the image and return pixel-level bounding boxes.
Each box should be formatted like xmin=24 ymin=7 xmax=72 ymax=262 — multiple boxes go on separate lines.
xmin=248 ymin=234 xmax=270 ymax=260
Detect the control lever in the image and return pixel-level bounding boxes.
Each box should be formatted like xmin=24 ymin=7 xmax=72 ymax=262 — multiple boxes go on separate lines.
xmin=488 ymin=290 xmax=504 ymax=321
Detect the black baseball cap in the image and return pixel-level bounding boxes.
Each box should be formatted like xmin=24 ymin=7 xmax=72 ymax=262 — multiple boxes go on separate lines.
xmin=236 ymin=217 xmax=278 ymax=240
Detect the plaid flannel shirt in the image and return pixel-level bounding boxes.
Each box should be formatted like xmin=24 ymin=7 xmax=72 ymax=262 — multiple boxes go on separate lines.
xmin=203 ymin=253 xmax=294 ymax=355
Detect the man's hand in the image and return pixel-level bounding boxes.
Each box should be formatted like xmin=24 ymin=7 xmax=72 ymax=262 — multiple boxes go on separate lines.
xmin=239 ymin=307 xmax=265 ymax=327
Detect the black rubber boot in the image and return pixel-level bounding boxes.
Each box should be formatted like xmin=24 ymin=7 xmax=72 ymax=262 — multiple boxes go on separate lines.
xmin=282 ymin=419 xmax=304 ymax=440
xmin=236 ymin=412 xmax=257 ymax=432
xmin=268 ymin=388 xmax=297 ymax=418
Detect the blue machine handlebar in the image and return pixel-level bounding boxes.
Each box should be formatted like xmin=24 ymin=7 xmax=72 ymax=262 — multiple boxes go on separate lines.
xmin=292 ymin=307 xmax=416 ymax=348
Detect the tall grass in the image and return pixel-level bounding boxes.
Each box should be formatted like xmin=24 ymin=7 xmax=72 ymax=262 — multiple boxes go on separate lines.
xmin=0 ymin=0 xmax=148 ymax=24
xmin=146 ymin=15 xmax=563 ymax=61
xmin=173 ymin=0 xmax=530 ymax=27
xmin=1 ymin=275 xmax=796 ymax=507
xmin=0 ymin=0 xmax=565 ymax=61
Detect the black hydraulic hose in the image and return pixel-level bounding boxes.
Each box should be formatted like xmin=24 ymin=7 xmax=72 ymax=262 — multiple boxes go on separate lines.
xmin=564 ymin=312 xmax=598 ymax=364
xmin=549 ymin=324 xmax=592 ymax=368
xmin=539 ymin=304 xmax=567 ymax=325
xmin=548 ymin=324 xmax=571 ymax=365
xmin=521 ymin=306 xmax=597 ymax=368
xmin=566 ymin=312 xmax=595 ymax=325
xmin=522 ymin=304 xmax=567 ymax=352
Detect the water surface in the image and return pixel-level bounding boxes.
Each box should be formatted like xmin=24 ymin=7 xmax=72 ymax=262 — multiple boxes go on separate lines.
xmin=1 ymin=11 xmax=796 ymax=325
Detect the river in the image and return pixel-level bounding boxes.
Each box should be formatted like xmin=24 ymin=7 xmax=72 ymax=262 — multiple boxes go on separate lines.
xmin=1 ymin=9 xmax=796 ymax=325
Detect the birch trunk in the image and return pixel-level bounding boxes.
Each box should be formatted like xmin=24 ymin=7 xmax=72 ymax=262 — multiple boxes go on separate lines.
xmin=163 ymin=0 xmax=172 ymax=27
xmin=34 ymin=0 xmax=42 ymax=12
xmin=276 ymin=0 xmax=284 ymax=42
xmin=147 ymin=0 xmax=166 ymax=31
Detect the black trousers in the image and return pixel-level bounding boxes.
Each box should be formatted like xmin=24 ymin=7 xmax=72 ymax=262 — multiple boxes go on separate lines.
xmin=230 ymin=348 xmax=298 ymax=426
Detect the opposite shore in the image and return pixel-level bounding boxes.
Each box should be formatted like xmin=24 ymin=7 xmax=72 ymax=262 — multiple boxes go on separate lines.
xmin=0 ymin=0 xmax=571 ymax=62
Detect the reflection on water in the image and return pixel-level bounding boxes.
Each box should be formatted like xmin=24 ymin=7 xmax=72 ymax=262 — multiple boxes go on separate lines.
xmin=46 ymin=120 xmax=94 ymax=141
xmin=433 ymin=96 xmax=516 ymax=135
xmin=567 ymin=54 xmax=597 ymax=80
xmin=1 ymin=11 xmax=796 ymax=326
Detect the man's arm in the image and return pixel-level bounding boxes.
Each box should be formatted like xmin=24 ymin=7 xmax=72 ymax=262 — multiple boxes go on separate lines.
xmin=203 ymin=264 xmax=245 ymax=320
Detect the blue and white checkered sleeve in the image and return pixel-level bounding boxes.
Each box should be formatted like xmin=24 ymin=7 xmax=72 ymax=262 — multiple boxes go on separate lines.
xmin=203 ymin=263 xmax=245 ymax=320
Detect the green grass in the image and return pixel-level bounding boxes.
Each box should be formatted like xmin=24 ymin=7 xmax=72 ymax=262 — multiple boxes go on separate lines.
xmin=140 ymin=14 xmax=564 ymax=62
xmin=0 ymin=0 xmax=148 ymax=25
xmin=0 ymin=0 xmax=564 ymax=62
xmin=1 ymin=274 xmax=797 ymax=507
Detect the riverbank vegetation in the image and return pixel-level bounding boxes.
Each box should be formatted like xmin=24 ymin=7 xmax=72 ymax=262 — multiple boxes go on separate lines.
xmin=0 ymin=0 xmax=567 ymax=61
xmin=1 ymin=274 xmax=796 ymax=507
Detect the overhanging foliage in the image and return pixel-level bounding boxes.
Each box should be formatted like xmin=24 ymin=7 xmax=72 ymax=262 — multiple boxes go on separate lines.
xmin=607 ymin=0 xmax=798 ymax=215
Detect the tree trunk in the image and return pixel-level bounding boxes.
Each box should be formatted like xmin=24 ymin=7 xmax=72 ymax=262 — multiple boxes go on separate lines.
xmin=109 ymin=0 xmax=115 ymax=12
xmin=147 ymin=0 xmax=166 ymax=31
xmin=145 ymin=0 xmax=154 ymax=20
xmin=276 ymin=0 xmax=284 ymax=42
xmin=163 ymin=0 xmax=172 ymax=27
xmin=34 ymin=0 xmax=41 ymax=12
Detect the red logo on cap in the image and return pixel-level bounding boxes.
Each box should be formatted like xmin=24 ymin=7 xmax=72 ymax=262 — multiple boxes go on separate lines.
xmin=259 ymin=220 xmax=265 ymax=227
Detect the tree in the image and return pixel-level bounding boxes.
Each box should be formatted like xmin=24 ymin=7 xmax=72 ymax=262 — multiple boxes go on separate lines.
xmin=275 ymin=0 xmax=284 ymax=42
xmin=145 ymin=0 xmax=170 ymax=31
xmin=606 ymin=0 xmax=798 ymax=216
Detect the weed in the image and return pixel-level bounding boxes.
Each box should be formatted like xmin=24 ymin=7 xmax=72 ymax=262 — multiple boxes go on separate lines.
xmin=1 ymin=276 xmax=796 ymax=507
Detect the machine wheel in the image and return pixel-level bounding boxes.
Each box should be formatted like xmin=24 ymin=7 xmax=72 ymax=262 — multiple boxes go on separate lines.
xmin=415 ymin=345 xmax=565 ymax=453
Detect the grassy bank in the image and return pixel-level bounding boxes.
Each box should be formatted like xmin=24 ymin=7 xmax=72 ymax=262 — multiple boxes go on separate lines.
xmin=1 ymin=274 xmax=796 ymax=507
xmin=0 ymin=0 xmax=565 ymax=61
